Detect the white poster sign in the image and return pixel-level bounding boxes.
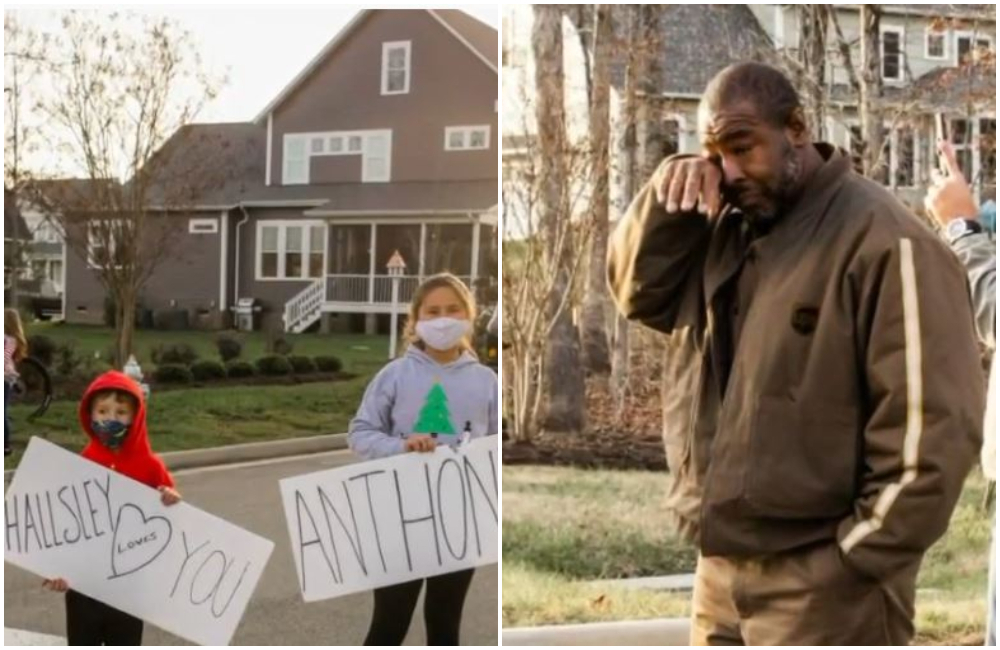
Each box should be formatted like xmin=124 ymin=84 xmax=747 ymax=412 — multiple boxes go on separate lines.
xmin=4 ymin=438 xmax=274 ymax=646
xmin=280 ymin=436 xmax=498 ymax=602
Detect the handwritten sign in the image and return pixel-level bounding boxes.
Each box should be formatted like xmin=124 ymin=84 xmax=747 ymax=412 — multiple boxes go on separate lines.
xmin=4 ymin=438 xmax=274 ymax=646
xmin=280 ymin=436 xmax=498 ymax=602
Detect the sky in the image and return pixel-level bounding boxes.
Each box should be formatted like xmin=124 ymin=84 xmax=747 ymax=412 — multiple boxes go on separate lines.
xmin=7 ymin=5 xmax=498 ymax=125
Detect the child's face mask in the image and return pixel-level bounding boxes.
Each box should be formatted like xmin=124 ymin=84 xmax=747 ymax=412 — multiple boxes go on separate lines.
xmin=91 ymin=419 xmax=130 ymax=450
xmin=416 ymin=317 xmax=471 ymax=351
xmin=90 ymin=395 xmax=135 ymax=450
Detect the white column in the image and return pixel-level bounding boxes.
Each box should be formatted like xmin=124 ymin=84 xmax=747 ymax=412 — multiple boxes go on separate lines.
xmin=368 ymin=223 xmax=377 ymax=303
xmin=219 ymin=210 xmax=229 ymax=312
xmin=419 ymin=222 xmax=427 ymax=279
xmin=470 ymin=217 xmax=482 ymax=284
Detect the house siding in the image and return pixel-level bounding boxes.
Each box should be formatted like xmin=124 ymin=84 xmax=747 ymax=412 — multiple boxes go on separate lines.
xmin=270 ymin=10 xmax=497 ymax=186
xmin=63 ymin=214 xmax=226 ymax=329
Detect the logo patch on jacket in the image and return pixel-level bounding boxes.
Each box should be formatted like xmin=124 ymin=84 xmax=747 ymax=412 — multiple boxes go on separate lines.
xmin=791 ymin=305 xmax=820 ymax=335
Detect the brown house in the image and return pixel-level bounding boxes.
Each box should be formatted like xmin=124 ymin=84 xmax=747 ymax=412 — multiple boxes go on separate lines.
xmin=62 ymin=9 xmax=498 ymax=334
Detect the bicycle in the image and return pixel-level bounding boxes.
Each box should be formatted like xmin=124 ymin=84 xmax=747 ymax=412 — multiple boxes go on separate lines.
xmin=11 ymin=356 xmax=54 ymax=422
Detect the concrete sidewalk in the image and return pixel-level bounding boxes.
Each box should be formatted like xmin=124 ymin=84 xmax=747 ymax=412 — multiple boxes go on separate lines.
xmin=503 ymin=618 xmax=691 ymax=646
xmin=5 ymin=433 xmax=348 ymax=482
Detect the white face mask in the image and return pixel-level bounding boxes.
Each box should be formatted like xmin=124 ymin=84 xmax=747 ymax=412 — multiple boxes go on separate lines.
xmin=416 ymin=317 xmax=472 ymax=351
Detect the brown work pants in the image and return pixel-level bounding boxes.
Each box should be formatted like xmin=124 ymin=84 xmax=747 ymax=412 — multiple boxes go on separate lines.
xmin=691 ymin=542 xmax=919 ymax=646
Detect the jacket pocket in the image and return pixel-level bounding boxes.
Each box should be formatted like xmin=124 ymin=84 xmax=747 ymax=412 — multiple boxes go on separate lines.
xmin=745 ymin=395 xmax=858 ymax=518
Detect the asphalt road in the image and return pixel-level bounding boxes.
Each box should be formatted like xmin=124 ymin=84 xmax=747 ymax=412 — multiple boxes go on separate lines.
xmin=3 ymin=450 xmax=498 ymax=646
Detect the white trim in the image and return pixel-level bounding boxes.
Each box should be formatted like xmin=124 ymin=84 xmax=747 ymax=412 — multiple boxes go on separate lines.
xmin=380 ymin=40 xmax=411 ymax=96
xmin=316 ymin=216 xmax=478 ymax=226
xmin=880 ymin=25 xmax=905 ymax=83
xmin=254 ymin=219 xmax=327 ymax=282
xmin=444 ymin=125 xmax=492 ymax=151
xmin=954 ymin=30 xmax=994 ymax=66
xmin=219 ymin=210 xmax=229 ymax=312
xmin=283 ymin=134 xmax=309 ymax=185
xmin=368 ymin=224 xmax=377 ymax=301
xmin=265 ymin=113 xmax=273 ymax=186
xmin=773 ymin=5 xmax=785 ymax=49
xmin=60 ymin=238 xmax=67 ymax=317
xmin=302 ymin=209 xmax=488 ymax=218
xmin=419 ymin=222 xmax=427 ymax=277
xmin=243 ymin=200 xmax=329 ymax=208
xmin=188 ymin=218 xmax=219 ymax=234
xmin=282 ymin=129 xmax=392 ymax=185
xmin=426 ymin=10 xmax=498 ymax=74
xmin=924 ymin=27 xmax=949 ymax=61
xmin=840 ymin=239 xmax=924 ymax=555
xmin=471 ymin=219 xmax=481 ymax=282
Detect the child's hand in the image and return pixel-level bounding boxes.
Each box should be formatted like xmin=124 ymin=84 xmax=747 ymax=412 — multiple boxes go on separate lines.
xmin=405 ymin=435 xmax=437 ymax=453
xmin=43 ymin=578 xmax=69 ymax=592
xmin=158 ymin=486 xmax=182 ymax=506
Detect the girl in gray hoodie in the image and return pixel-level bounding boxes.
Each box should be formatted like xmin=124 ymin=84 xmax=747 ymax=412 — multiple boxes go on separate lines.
xmin=349 ymin=273 xmax=498 ymax=646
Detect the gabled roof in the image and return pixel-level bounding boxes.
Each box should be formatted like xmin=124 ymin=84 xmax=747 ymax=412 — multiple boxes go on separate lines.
xmin=254 ymin=9 xmax=497 ymax=124
xmin=832 ymin=4 xmax=995 ymax=20
xmin=601 ymin=5 xmax=775 ymax=97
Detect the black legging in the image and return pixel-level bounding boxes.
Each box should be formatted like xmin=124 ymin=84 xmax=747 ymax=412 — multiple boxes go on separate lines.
xmin=364 ymin=568 xmax=476 ymax=646
xmin=65 ymin=590 xmax=143 ymax=646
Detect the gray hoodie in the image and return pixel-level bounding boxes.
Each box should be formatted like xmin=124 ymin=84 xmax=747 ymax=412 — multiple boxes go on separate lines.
xmin=348 ymin=346 xmax=498 ymax=460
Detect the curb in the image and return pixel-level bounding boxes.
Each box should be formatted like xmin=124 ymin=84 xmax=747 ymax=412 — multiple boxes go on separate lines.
xmin=588 ymin=574 xmax=695 ymax=593
xmin=4 ymin=433 xmax=349 ymax=482
xmin=502 ymin=618 xmax=690 ymax=646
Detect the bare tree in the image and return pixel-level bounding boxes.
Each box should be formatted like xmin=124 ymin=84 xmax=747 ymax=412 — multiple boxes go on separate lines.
xmin=858 ymin=5 xmax=886 ymax=180
xmin=28 ymin=10 xmax=228 ymax=366
xmin=4 ymin=15 xmax=49 ymax=310
xmin=579 ymin=4 xmax=613 ymax=377
xmin=796 ymin=5 xmax=829 ymax=138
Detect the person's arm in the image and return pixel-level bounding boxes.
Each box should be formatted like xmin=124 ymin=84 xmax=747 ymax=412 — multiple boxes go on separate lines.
xmin=607 ymin=157 xmax=715 ymax=334
xmin=950 ymin=231 xmax=995 ymax=350
xmin=487 ymin=371 xmax=499 ymax=437
xmin=837 ymin=237 xmax=984 ymax=581
xmin=348 ymin=368 xmax=407 ymax=460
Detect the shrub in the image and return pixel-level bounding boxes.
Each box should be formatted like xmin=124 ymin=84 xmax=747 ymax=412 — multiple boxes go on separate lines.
xmin=153 ymin=364 xmax=193 ymax=385
xmin=314 ymin=356 xmax=343 ymax=373
xmin=54 ymin=342 xmax=84 ymax=377
xmin=26 ymin=335 xmax=57 ymax=367
xmin=288 ymin=355 xmax=317 ymax=374
xmin=190 ymin=360 xmax=227 ymax=381
xmin=151 ymin=343 xmax=199 ymax=366
xmin=215 ymin=334 xmax=243 ymax=362
xmin=273 ymin=336 xmax=294 ymax=356
xmin=255 ymin=355 xmax=292 ymax=377
xmin=225 ymin=360 xmax=256 ymax=378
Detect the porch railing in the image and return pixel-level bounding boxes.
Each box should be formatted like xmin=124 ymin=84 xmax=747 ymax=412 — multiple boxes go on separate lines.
xmin=325 ymin=274 xmax=474 ymax=304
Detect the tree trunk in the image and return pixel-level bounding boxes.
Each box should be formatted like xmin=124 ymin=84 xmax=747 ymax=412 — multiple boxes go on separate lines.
xmin=798 ymin=5 xmax=828 ymax=139
xmin=579 ymin=5 xmax=613 ymax=377
xmin=115 ymin=286 xmax=137 ymax=369
xmin=533 ymin=5 xmax=585 ymax=435
xmin=860 ymin=5 xmax=885 ymax=179
xmin=611 ymin=6 xmax=645 ymax=415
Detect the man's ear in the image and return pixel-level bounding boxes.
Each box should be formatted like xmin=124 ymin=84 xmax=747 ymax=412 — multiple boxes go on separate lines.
xmin=786 ymin=107 xmax=810 ymax=146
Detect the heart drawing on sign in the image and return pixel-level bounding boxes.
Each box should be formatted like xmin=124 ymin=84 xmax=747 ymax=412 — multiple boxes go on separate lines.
xmin=108 ymin=503 xmax=173 ymax=580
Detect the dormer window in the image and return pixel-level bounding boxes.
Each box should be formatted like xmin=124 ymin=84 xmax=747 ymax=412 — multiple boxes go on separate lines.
xmin=381 ymin=41 xmax=411 ymax=95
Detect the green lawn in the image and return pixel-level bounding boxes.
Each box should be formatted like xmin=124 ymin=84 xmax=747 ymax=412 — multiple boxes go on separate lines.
xmin=24 ymin=322 xmax=390 ymax=375
xmin=5 ymin=324 xmax=392 ymax=470
xmin=502 ymin=465 xmax=992 ymax=645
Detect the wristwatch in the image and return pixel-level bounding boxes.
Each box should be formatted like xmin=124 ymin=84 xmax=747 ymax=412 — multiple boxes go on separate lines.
xmin=945 ymin=218 xmax=983 ymax=245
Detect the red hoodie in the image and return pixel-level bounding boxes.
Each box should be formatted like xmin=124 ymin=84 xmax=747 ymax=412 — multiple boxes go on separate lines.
xmin=78 ymin=371 xmax=174 ymax=489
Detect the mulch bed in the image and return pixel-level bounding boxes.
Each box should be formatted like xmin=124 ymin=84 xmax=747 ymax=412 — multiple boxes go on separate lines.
xmin=503 ymin=370 xmax=669 ymax=472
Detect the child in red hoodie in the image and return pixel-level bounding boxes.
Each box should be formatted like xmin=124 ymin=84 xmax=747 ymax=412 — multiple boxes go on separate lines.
xmin=42 ymin=370 xmax=181 ymax=646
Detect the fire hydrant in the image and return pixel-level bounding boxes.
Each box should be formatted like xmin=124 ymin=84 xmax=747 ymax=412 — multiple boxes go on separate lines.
xmin=123 ymin=355 xmax=151 ymax=400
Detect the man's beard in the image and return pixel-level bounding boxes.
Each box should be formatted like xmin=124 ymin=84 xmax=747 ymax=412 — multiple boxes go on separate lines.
xmin=724 ymin=143 xmax=801 ymax=223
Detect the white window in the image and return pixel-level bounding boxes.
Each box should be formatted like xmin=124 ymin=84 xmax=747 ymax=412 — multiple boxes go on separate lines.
xmin=188 ymin=218 xmax=219 ymax=234
xmin=925 ymin=28 xmax=948 ymax=60
xmin=283 ymin=130 xmax=392 ymax=184
xmin=87 ymin=220 xmax=124 ymax=268
xmin=363 ymin=132 xmax=392 ymax=183
xmin=256 ymin=221 xmax=327 ymax=281
xmin=283 ymin=135 xmax=309 ymax=185
xmin=444 ymin=126 xmax=492 ymax=151
xmin=956 ymin=32 xmax=993 ymax=65
xmin=880 ymin=26 xmax=904 ymax=82
xmin=381 ymin=41 xmax=411 ymax=95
